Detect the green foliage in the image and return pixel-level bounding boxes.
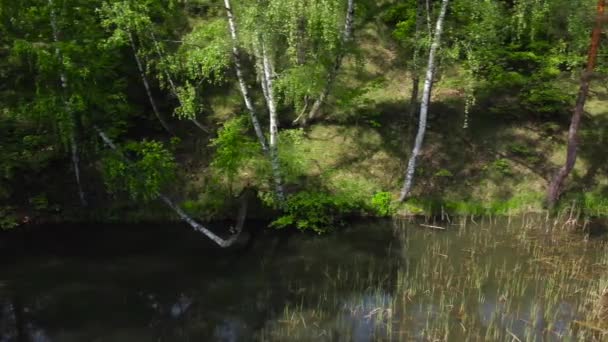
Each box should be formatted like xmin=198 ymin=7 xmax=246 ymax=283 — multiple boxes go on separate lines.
xmin=99 ymin=1 xmax=152 ymax=46
xmin=278 ymin=128 xmax=310 ymax=184
xmin=400 ymin=192 xmax=545 ymax=217
xmin=275 ymin=63 xmax=325 ymax=113
xmin=182 ymin=183 xmax=232 ymax=220
xmin=434 ymin=169 xmax=454 ymax=178
xmin=29 ymin=194 xmax=49 ymax=211
xmin=382 ymin=1 xmax=418 ymax=46
xmin=486 ymin=158 xmax=512 ymax=177
xmin=210 ymin=116 xmax=260 ymax=182
xmin=177 ymin=19 xmax=231 ymax=83
xmin=173 ymin=82 xmax=199 ymax=120
xmin=507 ymin=142 xmax=532 ymax=156
xmin=370 ymin=192 xmax=394 ymax=217
xmin=579 ymin=192 xmax=608 ymax=217
xmin=0 ymin=206 xmax=18 ymax=230
xmin=507 ymin=142 xmax=540 ymax=163
xmin=270 ymin=191 xmax=359 ymax=234
xmin=236 ymin=0 xmax=352 ymax=116
xmin=1 ymin=0 xmax=608 ymax=226
xmin=102 ymin=140 xmax=177 ymax=202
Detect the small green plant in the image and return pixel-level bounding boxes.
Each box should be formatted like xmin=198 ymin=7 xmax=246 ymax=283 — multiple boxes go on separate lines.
xmin=210 ymin=116 xmax=259 ymax=184
xmin=0 ymin=206 xmax=18 ymax=230
xmin=507 ymin=143 xmax=533 ymax=156
xmin=29 ymin=194 xmax=49 ymax=211
xmin=434 ymin=169 xmax=454 ymax=178
xmin=488 ymin=158 xmax=512 ymax=176
xmin=366 ymin=119 xmax=382 ymax=128
xmin=582 ymin=192 xmax=608 ymax=216
xmin=271 ymin=191 xmax=359 ymax=234
xmin=370 ymin=192 xmax=395 ymax=217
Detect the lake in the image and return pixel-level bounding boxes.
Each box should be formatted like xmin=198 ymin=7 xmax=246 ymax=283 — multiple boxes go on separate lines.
xmin=0 ymin=216 xmax=607 ymax=341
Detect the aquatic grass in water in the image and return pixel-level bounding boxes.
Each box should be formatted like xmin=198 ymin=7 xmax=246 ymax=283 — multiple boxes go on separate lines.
xmin=2 ymin=218 xmax=606 ymax=341
xmin=258 ymin=216 xmax=608 ymax=341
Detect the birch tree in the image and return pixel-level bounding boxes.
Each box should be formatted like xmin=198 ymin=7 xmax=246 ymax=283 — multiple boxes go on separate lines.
xmin=223 ymin=0 xmax=269 ymax=154
xmin=399 ymin=0 xmax=450 ymax=202
xmin=99 ymin=0 xmax=212 ymax=134
xmin=99 ymin=1 xmax=173 ymax=133
xmin=48 ymin=0 xmax=87 ymax=206
xmin=5 ymin=0 xmax=130 ymax=210
xmin=260 ymin=39 xmax=286 ymax=201
xmin=223 ymin=0 xmax=286 ymax=202
xmin=303 ymin=0 xmax=355 ymax=125
xmin=222 ymin=0 xmax=353 ymax=202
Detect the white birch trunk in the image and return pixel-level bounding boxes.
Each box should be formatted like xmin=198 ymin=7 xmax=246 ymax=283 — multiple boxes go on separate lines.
xmin=223 ymin=0 xmax=269 ymax=154
xmin=49 ymin=0 xmax=86 ymax=207
xmin=399 ymin=0 xmax=449 ymax=202
xmin=148 ymin=31 xmax=209 ymax=133
xmin=261 ymin=42 xmax=286 ymax=202
xmin=129 ymin=33 xmax=173 ymax=135
xmin=94 ymin=126 xmax=247 ymax=248
xmin=304 ymin=0 xmax=355 ymax=125
xmin=253 ymin=43 xmax=271 ymax=106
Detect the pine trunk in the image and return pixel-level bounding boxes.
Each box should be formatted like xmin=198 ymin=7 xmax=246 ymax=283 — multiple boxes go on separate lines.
xmin=399 ymin=0 xmax=449 ymax=202
xmin=546 ymin=0 xmax=604 ymax=208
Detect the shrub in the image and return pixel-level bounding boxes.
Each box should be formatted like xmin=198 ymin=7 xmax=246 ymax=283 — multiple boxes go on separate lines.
xmin=102 ymin=140 xmax=177 ymax=202
xmin=370 ymin=192 xmax=395 ymax=217
xmin=270 ymin=191 xmax=359 ymax=234
xmin=0 ymin=206 xmax=18 ymax=230
xmin=486 ymin=158 xmax=512 ymax=176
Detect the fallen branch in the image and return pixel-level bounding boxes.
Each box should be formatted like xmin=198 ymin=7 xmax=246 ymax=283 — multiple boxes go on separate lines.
xmin=420 ymin=224 xmax=446 ymax=230
xmin=94 ymin=125 xmax=246 ymax=248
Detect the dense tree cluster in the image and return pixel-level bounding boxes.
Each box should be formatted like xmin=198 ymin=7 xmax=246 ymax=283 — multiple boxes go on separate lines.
xmin=0 ymin=0 xmax=605 ymax=242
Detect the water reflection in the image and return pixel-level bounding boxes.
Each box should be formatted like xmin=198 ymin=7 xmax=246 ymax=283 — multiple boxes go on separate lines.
xmin=0 ymin=218 xmax=606 ymax=341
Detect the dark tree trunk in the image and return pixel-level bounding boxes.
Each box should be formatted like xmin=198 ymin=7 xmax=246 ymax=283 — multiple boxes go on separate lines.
xmin=546 ymin=0 xmax=604 ymax=208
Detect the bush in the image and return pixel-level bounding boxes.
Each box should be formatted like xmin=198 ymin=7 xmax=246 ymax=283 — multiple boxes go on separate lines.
xmin=370 ymin=192 xmax=395 ymax=217
xmin=486 ymin=158 xmax=512 ymax=176
xmin=0 ymin=206 xmax=18 ymax=230
xmin=102 ymin=140 xmax=177 ymax=202
xmin=270 ymin=191 xmax=359 ymax=234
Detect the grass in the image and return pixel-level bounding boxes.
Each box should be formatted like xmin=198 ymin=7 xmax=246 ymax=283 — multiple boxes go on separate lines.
xmin=255 ymin=216 xmax=608 ymax=341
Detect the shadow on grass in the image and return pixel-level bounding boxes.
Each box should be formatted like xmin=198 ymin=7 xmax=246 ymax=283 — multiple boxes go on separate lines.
xmin=302 ymin=85 xmax=607 ymax=208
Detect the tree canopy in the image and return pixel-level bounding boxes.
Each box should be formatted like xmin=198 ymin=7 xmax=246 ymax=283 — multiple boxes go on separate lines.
xmin=1 ymin=0 xmax=606 ymax=233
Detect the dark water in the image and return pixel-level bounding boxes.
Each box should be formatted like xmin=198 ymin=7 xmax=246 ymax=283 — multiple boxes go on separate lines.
xmin=0 ymin=221 xmax=399 ymax=341
xmin=0 ymin=218 xmax=606 ymax=341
